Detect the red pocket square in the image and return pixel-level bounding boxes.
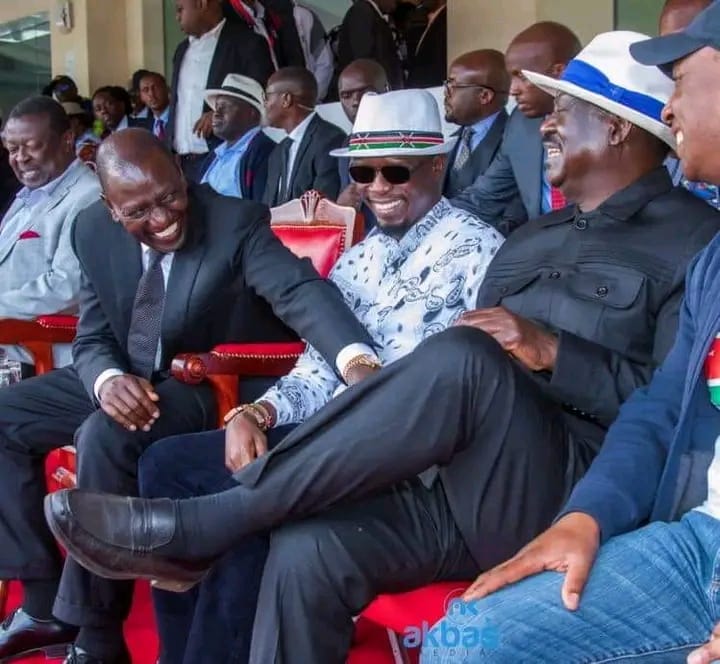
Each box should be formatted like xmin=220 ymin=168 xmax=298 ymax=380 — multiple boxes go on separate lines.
xmin=18 ymin=230 xmax=40 ymax=240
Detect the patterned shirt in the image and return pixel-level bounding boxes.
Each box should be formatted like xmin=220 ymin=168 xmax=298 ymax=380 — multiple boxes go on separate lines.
xmin=260 ymin=198 xmax=504 ymax=426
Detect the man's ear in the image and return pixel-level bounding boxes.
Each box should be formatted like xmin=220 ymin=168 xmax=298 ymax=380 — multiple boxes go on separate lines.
xmin=549 ymin=62 xmax=566 ymax=79
xmin=100 ymin=193 xmax=119 ymax=222
xmin=608 ymin=116 xmax=632 ymax=147
xmin=432 ymin=155 xmax=447 ymax=175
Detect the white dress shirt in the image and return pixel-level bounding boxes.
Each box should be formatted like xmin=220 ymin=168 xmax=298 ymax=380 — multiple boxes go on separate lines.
xmin=174 ymin=18 xmax=226 ymax=155
xmin=260 ymin=198 xmax=504 ymax=425
xmin=93 ymin=246 xmax=174 ymax=399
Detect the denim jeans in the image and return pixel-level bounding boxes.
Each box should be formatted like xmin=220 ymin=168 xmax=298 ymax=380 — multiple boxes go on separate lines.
xmin=420 ymin=510 xmax=720 ymax=663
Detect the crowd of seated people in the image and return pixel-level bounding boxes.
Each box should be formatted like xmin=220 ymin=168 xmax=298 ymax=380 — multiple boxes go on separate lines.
xmin=3 ymin=0 xmax=720 ymax=663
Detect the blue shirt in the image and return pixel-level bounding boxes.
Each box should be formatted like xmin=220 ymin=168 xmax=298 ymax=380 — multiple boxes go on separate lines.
xmin=152 ymin=108 xmax=170 ymax=138
xmin=467 ymin=111 xmax=501 ymax=152
xmin=201 ymin=127 xmax=261 ymax=198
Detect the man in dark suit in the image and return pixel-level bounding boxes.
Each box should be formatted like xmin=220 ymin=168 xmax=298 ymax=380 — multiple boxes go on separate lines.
xmin=45 ymin=36 xmax=720 ymax=664
xmin=407 ymin=0 xmax=446 ymax=88
xmin=451 ymin=21 xmax=581 ymax=235
xmin=336 ymin=58 xmax=389 ymax=233
xmin=443 ymin=49 xmax=511 ymax=199
xmin=0 ymin=129 xmax=375 ymax=664
xmin=337 ymin=0 xmax=404 ymax=91
xmin=138 ymin=72 xmax=171 ymax=141
xmin=262 ymin=67 xmax=345 ymax=206
xmin=169 ymin=0 xmax=274 ymax=181
xmin=199 ymin=74 xmax=275 ymax=201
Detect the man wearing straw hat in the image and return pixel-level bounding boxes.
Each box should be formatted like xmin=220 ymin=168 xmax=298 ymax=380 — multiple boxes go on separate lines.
xmin=45 ymin=31 xmax=720 ymax=664
xmin=199 ymin=74 xmax=275 ymax=200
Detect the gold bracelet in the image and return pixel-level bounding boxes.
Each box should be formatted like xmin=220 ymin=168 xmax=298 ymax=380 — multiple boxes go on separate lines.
xmin=222 ymin=404 xmax=271 ymax=431
xmin=341 ymin=354 xmax=382 ymax=383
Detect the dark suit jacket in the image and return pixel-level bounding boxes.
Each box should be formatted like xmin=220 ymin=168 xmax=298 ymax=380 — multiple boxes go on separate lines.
xmin=337 ymin=0 xmax=404 ymax=90
xmin=199 ymin=130 xmax=276 ymax=202
xmin=443 ymin=110 xmax=508 ymax=199
xmin=451 ymin=108 xmax=544 ymax=236
xmin=168 ymin=20 xmax=275 ymax=153
xmin=407 ymin=6 xmax=447 ymax=89
xmin=70 ymin=185 xmax=374 ymax=400
xmin=128 ymin=116 xmax=154 ymax=132
xmin=263 ymin=114 xmax=346 ymax=206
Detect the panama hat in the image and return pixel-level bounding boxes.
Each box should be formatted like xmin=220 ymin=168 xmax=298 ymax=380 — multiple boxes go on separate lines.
xmin=330 ymin=89 xmax=456 ymax=158
xmin=205 ymin=74 xmax=265 ymax=118
xmin=522 ymin=31 xmax=676 ymax=149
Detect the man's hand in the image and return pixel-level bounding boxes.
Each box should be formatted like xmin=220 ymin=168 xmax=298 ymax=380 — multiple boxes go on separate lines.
xmin=463 ymin=512 xmax=600 ymax=611
xmin=688 ymin=623 xmax=720 ymax=664
xmin=455 ymin=307 xmax=559 ymax=371
xmin=225 ymin=412 xmax=269 ymax=472
xmin=98 ymin=375 xmax=160 ymax=432
xmin=344 ymin=362 xmax=380 ymax=386
xmin=193 ymin=111 xmax=214 ymax=139
xmin=337 ymin=183 xmax=363 ymax=210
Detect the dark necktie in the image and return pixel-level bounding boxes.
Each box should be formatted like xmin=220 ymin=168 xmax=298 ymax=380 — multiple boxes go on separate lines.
xmin=155 ymin=118 xmax=166 ymax=142
xmin=453 ymin=127 xmax=474 ymax=172
xmin=278 ymin=137 xmax=293 ymax=202
xmin=127 ymin=250 xmax=166 ymax=379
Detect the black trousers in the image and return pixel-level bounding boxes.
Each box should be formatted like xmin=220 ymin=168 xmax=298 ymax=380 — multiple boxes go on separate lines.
xmin=0 ymin=366 xmax=216 ymax=627
xmin=139 ymin=426 xmax=295 ymax=664
xmin=160 ymin=327 xmax=601 ymax=663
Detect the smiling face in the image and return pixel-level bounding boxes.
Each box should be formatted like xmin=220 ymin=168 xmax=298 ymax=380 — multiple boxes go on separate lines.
xmin=540 ymin=93 xmax=613 ymax=195
xmin=662 ymin=48 xmax=720 ymax=183
xmin=2 ymin=113 xmax=74 ymax=189
xmin=350 ymin=155 xmax=444 ymax=233
xmin=103 ymin=152 xmax=189 ymax=253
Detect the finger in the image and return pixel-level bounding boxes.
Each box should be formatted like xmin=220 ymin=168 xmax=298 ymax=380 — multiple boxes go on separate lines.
xmin=688 ymin=642 xmax=720 ymax=664
xmin=113 ymin=390 xmax=157 ymax=429
xmin=253 ymin=434 xmax=268 ymax=458
xmin=463 ymin=555 xmax=542 ymax=601
xmin=123 ymin=380 xmax=161 ymax=419
xmin=101 ymin=401 xmax=138 ymax=431
xmin=238 ymin=440 xmax=255 ymax=468
xmin=137 ymin=378 xmax=161 ymax=403
xmin=712 ymin=621 xmax=720 ymax=638
xmin=560 ymin=553 xmax=595 ymax=611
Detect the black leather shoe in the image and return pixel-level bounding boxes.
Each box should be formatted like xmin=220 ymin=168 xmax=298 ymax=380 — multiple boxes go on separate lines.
xmin=44 ymin=490 xmax=209 ymax=592
xmin=64 ymin=644 xmax=131 ymax=664
xmin=0 ymin=608 xmax=76 ymax=662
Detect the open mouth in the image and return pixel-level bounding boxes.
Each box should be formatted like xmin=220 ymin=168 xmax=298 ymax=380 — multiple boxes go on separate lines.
xmin=152 ymin=222 xmax=179 ymax=240
xmin=371 ymin=200 xmax=405 ymax=216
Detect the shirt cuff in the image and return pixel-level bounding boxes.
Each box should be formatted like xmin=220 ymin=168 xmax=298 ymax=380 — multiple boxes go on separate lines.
xmin=93 ymin=368 xmax=125 ymax=401
xmin=335 ymin=343 xmax=378 ymax=377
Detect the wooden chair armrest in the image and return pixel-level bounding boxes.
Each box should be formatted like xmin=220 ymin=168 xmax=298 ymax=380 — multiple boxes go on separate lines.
xmin=0 ymin=317 xmax=77 ymax=375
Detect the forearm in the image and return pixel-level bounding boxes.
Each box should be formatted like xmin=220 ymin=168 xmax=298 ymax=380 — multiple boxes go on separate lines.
xmin=0 ymin=272 xmax=81 ymax=319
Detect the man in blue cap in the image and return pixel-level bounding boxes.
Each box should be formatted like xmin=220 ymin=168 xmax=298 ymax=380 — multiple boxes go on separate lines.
xmin=414 ymin=5 xmax=720 ymax=664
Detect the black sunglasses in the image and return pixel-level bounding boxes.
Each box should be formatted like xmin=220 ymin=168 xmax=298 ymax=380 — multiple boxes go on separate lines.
xmin=349 ymin=164 xmax=419 ymax=185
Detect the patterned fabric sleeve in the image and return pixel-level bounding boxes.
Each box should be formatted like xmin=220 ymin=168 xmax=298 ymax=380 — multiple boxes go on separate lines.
xmin=257 ymin=249 xmax=362 ymax=427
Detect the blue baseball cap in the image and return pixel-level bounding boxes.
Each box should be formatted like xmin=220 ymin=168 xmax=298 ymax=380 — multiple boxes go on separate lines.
xmin=630 ymin=0 xmax=720 ymax=76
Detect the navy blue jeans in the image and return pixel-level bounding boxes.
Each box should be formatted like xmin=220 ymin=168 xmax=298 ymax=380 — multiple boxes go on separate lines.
xmin=420 ymin=510 xmax=720 ymax=663
xmin=138 ymin=425 xmax=295 ymax=664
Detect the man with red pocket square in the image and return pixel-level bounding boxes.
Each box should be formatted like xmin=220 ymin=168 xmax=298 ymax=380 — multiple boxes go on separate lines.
xmin=0 ymin=96 xmax=100 ymax=367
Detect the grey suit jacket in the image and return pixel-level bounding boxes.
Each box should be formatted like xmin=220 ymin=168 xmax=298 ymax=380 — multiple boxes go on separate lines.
xmin=443 ymin=110 xmax=509 ymax=198
xmin=0 ymin=159 xmax=100 ymax=318
xmin=450 ymin=109 xmax=544 ymax=236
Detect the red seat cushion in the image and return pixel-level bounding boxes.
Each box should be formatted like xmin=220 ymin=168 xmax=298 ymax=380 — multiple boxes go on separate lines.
xmin=361 ymin=582 xmax=472 ymax=635
xmin=271 ymin=224 xmax=346 ymax=278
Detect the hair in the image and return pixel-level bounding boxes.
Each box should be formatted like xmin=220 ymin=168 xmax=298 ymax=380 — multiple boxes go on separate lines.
xmin=7 ymin=96 xmax=70 ymax=135
xmin=511 ymin=21 xmax=582 ymax=65
xmin=131 ymin=69 xmax=152 ymax=92
xmin=92 ymin=85 xmax=133 ymax=116
xmin=271 ymin=66 xmax=320 ymax=107
xmin=138 ymin=71 xmax=167 ymax=88
xmin=41 ymin=75 xmax=77 ymax=97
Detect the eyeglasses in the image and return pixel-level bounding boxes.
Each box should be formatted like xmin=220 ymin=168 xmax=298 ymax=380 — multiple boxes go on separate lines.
xmin=443 ymin=80 xmax=507 ymax=95
xmin=112 ymin=191 xmax=182 ymax=224
xmin=349 ymin=164 xmax=421 ymax=185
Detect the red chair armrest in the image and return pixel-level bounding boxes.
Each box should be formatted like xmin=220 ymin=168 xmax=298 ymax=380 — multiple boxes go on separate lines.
xmin=0 ymin=316 xmax=77 ymax=374
xmin=35 ymin=315 xmax=79 ymax=333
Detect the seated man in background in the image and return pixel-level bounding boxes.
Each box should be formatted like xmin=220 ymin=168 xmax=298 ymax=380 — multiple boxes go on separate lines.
xmin=451 ymin=21 xmax=581 ymax=235
xmin=142 ymin=88 xmax=503 ymax=664
xmin=336 ymin=58 xmax=389 ymax=233
xmin=137 ymin=71 xmax=171 ymax=142
xmin=47 ymin=32 xmax=720 ymax=664
xmin=0 ymin=129 xmax=377 ymax=664
xmin=0 ymin=96 xmax=100 ymax=368
xmin=92 ymin=86 xmax=153 ymax=135
xmin=443 ymin=49 xmax=512 ymax=199
xmin=262 ymin=66 xmax=345 ymax=205
xmin=199 ymin=74 xmax=275 ymax=201
xmin=419 ymin=9 xmax=720 ymax=664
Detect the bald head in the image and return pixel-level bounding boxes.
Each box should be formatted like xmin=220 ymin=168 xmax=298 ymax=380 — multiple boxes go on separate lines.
xmin=267 ymin=67 xmax=318 ymax=108
xmin=659 ymin=0 xmax=711 ymax=34
xmin=506 ymin=21 xmax=581 ymax=118
xmin=339 ymin=59 xmax=389 ymax=122
xmin=444 ymin=49 xmax=509 ymax=125
xmin=96 ymin=128 xmax=176 ymax=190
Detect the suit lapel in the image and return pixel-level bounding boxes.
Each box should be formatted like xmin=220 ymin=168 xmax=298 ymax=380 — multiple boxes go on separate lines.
xmin=287 ymin=115 xmax=318 ymax=195
xmin=471 ymin=111 xmax=507 ymax=174
xmin=160 ymin=201 xmax=207 ymax=362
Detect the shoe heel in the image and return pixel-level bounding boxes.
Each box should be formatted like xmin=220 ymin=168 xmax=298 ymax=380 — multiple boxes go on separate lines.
xmin=43 ymin=643 xmax=70 ymax=659
xmin=150 ymin=576 xmax=203 ymax=593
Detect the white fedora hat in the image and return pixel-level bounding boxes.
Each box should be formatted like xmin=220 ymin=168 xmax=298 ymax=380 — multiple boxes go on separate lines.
xmin=330 ymin=89 xmax=455 ymax=158
xmin=205 ymin=74 xmax=265 ymax=117
xmin=523 ymin=31 xmax=675 ymax=149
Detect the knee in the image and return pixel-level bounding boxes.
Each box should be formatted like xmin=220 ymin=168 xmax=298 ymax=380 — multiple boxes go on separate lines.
xmin=416 ymin=326 xmax=505 ymax=373
xmin=138 ymin=436 xmax=187 ymax=498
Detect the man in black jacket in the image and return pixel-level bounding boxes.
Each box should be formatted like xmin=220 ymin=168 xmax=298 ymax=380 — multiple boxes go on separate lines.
xmin=262 ymin=67 xmax=345 ymax=205
xmin=0 ymin=129 xmax=376 ymax=664
xmin=169 ymin=0 xmax=274 ymax=181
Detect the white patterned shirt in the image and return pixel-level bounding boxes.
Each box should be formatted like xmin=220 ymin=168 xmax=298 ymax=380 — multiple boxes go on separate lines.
xmin=260 ymin=198 xmax=504 ymax=425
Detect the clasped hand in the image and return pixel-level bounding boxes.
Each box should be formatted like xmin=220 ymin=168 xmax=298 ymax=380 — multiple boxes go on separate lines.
xmin=99 ymin=374 xmax=160 ymax=432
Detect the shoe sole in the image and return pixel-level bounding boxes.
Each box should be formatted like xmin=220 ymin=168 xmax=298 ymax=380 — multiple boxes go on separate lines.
xmin=0 ymin=641 xmax=70 ymax=663
xmin=43 ymin=495 xmax=205 ymax=594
